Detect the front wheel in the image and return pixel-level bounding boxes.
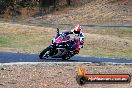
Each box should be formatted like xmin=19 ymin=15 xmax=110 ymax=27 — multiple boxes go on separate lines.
xmin=39 ymin=47 xmax=50 ymax=59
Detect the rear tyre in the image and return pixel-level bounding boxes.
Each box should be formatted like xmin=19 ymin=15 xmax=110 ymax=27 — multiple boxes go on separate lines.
xmin=62 ymin=56 xmax=70 ymax=60
xmin=62 ymin=53 xmax=71 ymax=60
xmin=39 ymin=47 xmax=50 ymax=59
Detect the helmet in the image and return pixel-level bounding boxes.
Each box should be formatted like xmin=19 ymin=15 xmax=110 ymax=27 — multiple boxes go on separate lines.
xmin=73 ymin=24 xmax=81 ymax=34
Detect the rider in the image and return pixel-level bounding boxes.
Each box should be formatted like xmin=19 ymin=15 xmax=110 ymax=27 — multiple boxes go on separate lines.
xmin=62 ymin=24 xmax=84 ymax=54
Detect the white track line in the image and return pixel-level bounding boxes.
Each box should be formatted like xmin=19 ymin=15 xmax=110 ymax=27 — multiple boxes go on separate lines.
xmin=1 ymin=62 xmax=132 ymax=66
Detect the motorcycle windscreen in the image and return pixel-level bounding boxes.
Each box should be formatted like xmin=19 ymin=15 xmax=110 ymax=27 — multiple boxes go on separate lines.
xmin=55 ymin=35 xmax=67 ymax=43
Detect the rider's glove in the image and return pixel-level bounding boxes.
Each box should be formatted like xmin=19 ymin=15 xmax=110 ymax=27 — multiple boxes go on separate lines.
xmin=62 ymin=32 xmax=66 ymax=37
xmin=80 ymin=45 xmax=83 ymax=48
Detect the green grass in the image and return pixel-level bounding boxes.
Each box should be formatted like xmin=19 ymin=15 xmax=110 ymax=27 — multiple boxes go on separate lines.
xmin=0 ymin=33 xmax=52 ymax=53
xmin=0 ymin=23 xmax=132 ymax=59
xmin=79 ymin=49 xmax=132 ymax=59
xmin=85 ymin=27 xmax=132 ymax=38
xmin=101 ymin=28 xmax=132 ymax=37
xmin=0 ymin=35 xmax=12 ymax=47
xmin=0 ymin=34 xmax=29 ymax=48
xmin=81 ymin=27 xmax=132 ymax=59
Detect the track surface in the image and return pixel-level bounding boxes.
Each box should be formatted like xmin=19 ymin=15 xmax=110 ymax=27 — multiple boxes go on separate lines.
xmin=0 ymin=52 xmax=132 ymax=63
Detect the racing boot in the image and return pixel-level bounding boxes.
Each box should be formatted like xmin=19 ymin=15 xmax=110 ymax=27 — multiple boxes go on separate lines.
xmin=68 ymin=47 xmax=75 ymax=56
xmin=65 ymin=44 xmax=74 ymax=56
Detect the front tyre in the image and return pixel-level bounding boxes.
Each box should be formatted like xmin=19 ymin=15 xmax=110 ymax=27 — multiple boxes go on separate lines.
xmin=39 ymin=47 xmax=50 ymax=59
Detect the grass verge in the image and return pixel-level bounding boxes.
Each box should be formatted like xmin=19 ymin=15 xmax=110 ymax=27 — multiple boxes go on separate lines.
xmin=79 ymin=49 xmax=132 ymax=59
xmin=0 ymin=22 xmax=132 ymax=59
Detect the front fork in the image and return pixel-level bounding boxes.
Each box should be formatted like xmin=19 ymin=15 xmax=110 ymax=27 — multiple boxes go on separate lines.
xmin=49 ymin=44 xmax=56 ymax=56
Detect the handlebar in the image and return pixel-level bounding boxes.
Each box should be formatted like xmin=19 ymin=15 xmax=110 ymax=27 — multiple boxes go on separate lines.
xmin=57 ymin=28 xmax=59 ymax=34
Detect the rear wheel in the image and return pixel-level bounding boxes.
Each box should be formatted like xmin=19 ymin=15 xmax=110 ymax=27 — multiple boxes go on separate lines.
xmin=39 ymin=47 xmax=50 ymax=59
xmin=62 ymin=53 xmax=71 ymax=60
xmin=62 ymin=56 xmax=70 ymax=60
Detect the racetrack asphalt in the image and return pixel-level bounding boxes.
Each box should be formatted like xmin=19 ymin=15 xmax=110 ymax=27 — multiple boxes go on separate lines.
xmin=0 ymin=52 xmax=132 ymax=64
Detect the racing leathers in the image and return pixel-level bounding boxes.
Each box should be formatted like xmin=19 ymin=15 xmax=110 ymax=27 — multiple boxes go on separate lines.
xmin=62 ymin=29 xmax=84 ymax=52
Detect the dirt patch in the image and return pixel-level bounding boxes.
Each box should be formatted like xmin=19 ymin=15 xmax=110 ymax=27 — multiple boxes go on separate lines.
xmin=1 ymin=0 xmax=131 ymax=25
xmin=0 ymin=63 xmax=132 ymax=88
xmin=28 ymin=0 xmax=132 ymax=25
xmin=84 ymin=33 xmax=132 ymax=51
xmin=0 ymin=23 xmax=54 ymax=34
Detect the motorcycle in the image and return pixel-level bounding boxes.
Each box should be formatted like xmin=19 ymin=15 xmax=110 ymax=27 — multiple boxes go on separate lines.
xmin=39 ymin=28 xmax=81 ymax=60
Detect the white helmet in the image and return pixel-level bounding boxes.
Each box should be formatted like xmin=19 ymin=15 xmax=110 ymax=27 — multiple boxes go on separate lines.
xmin=73 ymin=24 xmax=81 ymax=34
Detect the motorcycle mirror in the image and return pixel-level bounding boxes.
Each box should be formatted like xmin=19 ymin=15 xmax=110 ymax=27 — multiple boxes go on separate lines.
xmin=57 ymin=28 xmax=59 ymax=34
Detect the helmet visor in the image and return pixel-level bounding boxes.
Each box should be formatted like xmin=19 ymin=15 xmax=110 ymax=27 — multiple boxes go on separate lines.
xmin=74 ymin=30 xmax=80 ymax=34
